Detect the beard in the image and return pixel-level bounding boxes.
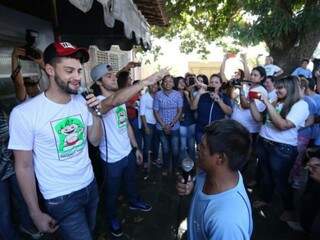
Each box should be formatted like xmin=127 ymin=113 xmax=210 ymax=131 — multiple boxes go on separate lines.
xmin=54 ymin=76 xmax=78 ymax=95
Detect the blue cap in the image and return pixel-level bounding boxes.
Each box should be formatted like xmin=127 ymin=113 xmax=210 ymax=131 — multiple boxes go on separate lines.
xmin=90 ymin=63 xmax=113 ymax=81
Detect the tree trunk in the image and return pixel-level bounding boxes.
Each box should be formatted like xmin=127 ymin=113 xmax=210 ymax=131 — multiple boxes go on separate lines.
xmin=268 ymin=30 xmax=320 ymax=76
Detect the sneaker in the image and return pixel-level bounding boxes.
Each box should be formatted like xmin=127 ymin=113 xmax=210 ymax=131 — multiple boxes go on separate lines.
xmin=109 ymin=218 xmax=123 ymax=237
xmin=129 ymin=199 xmax=152 ymax=212
xmin=151 ymin=158 xmax=162 ymax=168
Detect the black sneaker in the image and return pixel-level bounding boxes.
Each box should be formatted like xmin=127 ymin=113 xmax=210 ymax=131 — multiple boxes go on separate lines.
xmin=109 ymin=218 xmax=123 ymax=237
xmin=129 ymin=199 xmax=152 ymax=212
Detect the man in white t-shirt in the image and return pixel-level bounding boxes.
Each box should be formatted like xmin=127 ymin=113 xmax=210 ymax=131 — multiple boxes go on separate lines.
xmin=8 ymin=42 xmax=102 ymax=239
xmin=263 ymin=56 xmax=284 ymax=77
xmin=90 ymin=63 xmax=166 ymax=237
xmin=139 ymin=83 xmax=160 ymax=174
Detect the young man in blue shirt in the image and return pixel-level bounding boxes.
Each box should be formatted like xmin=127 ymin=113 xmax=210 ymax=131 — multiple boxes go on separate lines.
xmin=292 ymin=59 xmax=313 ymax=78
xmin=177 ymin=119 xmax=253 ymax=240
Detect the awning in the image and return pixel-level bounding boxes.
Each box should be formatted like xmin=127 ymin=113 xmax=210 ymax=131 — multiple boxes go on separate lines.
xmin=0 ymin=0 xmax=161 ymax=50
xmin=65 ymin=0 xmax=151 ymax=50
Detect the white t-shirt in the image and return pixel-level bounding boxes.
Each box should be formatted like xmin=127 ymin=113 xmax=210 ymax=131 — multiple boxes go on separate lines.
xmin=264 ymin=64 xmax=281 ymax=76
xmin=260 ymin=100 xmax=309 ymax=146
xmin=231 ymin=85 xmax=268 ymax=133
xmin=8 ymin=93 xmax=94 ymax=200
xmin=98 ymin=96 xmax=131 ymax=163
xmin=139 ymin=91 xmax=156 ymax=125
xmin=268 ymin=89 xmax=278 ymax=103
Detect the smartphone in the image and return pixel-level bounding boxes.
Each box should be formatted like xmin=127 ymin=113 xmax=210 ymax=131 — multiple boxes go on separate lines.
xmin=248 ymin=91 xmax=261 ymax=100
xmin=207 ymin=86 xmax=215 ymax=92
xmin=189 ymin=77 xmax=195 ymax=86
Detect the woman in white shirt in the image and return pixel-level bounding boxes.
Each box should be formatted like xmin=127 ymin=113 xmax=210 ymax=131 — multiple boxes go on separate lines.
xmin=250 ymin=76 xmax=309 ymax=220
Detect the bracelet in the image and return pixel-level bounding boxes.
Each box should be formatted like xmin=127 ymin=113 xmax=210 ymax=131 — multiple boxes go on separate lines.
xmin=11 ymin=65 xmax=21 ymax=80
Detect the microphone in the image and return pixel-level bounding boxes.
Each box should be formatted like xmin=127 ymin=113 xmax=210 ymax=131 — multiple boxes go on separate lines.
xmin=181 ymin=157 xmax=194 ymax=183
xmin=78 ymin=86 xmax=102 ymax=117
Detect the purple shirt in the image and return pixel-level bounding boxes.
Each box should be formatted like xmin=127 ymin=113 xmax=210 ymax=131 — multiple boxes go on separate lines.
xmin=153 ymin=90 xmax=183 ymax=130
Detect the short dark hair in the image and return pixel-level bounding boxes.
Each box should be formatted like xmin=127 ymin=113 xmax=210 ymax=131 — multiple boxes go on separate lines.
xmin=302 ymin=59 xmax=309 ymax=64
xmin=266 ymin=75 xmax=275 ymax=82
xmin=204 ymin=119 xmax=251 ymax=171
xmin=307 ymin=78 xmax=316 ymax=90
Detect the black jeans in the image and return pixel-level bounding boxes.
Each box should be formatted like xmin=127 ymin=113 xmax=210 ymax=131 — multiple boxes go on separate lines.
xmin=256 ymin=137 xmax=297 ymax=210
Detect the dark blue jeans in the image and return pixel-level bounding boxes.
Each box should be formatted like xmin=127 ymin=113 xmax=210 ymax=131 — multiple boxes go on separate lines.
xmin=142 ymin=123 xmax=160 ymax=163
xmin=44 ymin=180 xmax=99 ymax=240
xmin=256 ymin=137 xmax=297 ymax=210
xmin=102 ymin=151 xmax=139 ymax=224
xmin=0 ymin=174 xmax=35 ymax=240
xmin=157 ymin=129 xmax=180 ymax=171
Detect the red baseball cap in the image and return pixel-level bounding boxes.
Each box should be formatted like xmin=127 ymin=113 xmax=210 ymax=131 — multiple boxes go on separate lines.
xmin=43 ymin=42 xmax=89 ymax=64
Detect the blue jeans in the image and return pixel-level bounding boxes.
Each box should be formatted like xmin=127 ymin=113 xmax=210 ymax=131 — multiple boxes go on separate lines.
xmin=0 ymin=174 xmax=35 ymax=240
xmin=195 ymin=129 xmax=204 ymax=144
xmin=256 ymin=137 xmax=297 ymax=210
xmin=157 ymin=129 xmax=180 ymax=170
xmin=142 ymin=123 xmax=160 ymax=163
xmin=44 ymin=180 xmax=99 ymax=240
xmin=102 ymin=151 xmax=139 ymax=224
xmin=179 ymin=124 xmax=196 ymax=161
xmin=129 ymin=117 xmax=143 ymax=150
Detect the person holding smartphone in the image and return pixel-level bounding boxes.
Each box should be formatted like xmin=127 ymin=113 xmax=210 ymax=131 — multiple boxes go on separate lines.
xmin=250 ymin=76 xmax=309 ymax=221
xmin=191 ymin=74 xmax=232 ymax=143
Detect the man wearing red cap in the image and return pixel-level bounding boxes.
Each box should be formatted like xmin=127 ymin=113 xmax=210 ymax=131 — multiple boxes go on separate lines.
xmin=8 ymin=42 xmax=102 ymax=239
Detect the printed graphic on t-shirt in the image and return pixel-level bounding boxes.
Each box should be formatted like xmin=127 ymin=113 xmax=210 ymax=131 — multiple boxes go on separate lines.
xmin=115 ymin=105 xmax=127 ymax=129
xmin=51 ymin=115 xmax=86 ymax=160
xmin=266 ymin=103 xmax=282 ymax=127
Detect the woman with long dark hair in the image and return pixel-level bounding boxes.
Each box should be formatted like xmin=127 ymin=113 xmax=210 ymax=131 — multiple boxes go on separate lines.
xmin=231 ymin=66 xmax=268 ymax=186
xmin=250 ymin=76 xmax=309 ymax=220
xmin=174 ymin=77 xmax=196 ymax=161
xmin=191 ymin=74 xmax=232 ymax=143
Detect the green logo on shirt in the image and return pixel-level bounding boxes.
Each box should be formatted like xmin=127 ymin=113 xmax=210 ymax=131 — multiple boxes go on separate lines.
xmin=115 ymin=105 xmax=127 ymax=129
xmin=51 ymin=115 xmax=86 ymax=160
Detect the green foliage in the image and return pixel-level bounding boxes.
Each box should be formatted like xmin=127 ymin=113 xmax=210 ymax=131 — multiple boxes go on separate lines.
xmin=153 ymin=0 xmax=320 ymax=54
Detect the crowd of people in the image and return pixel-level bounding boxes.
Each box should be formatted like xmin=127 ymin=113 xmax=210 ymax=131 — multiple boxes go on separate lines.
xmin=1 ymin=40 xmax=320 ymax=240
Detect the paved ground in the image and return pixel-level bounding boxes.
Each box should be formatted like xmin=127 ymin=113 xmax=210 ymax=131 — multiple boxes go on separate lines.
xmin=92 ymin=165 xmax=309 ymax=240
xmin=20 ymin=158 xmax=310 ymax=240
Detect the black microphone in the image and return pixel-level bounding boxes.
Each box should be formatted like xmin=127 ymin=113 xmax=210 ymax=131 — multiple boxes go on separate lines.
xmin=181 ymin=157 xmax=194 ymax=183
xmin=78 ymin=86 xmax=102 ymax=117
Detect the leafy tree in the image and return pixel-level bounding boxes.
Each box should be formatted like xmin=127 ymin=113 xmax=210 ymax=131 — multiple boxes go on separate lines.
xmin=153 ymin=0 xmax=320 ymax=73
